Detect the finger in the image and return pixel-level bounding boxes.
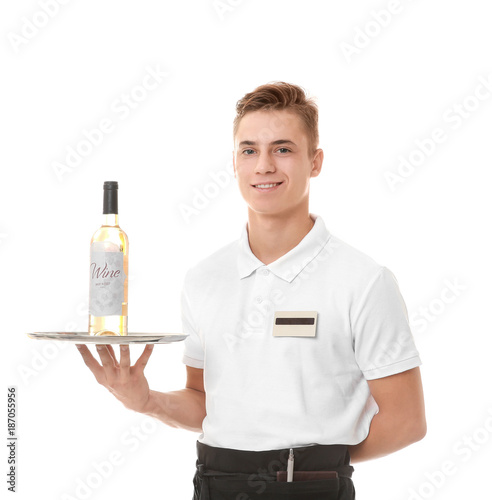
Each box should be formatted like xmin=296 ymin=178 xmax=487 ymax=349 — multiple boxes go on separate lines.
xmin=119 ymin=344 xmax=131 ymax=375
xmin=96 ymin=345 xmax=118 ymax=373
xmin=134 ymin=344 xmax=154 ymax=372
xmin=106 ymin=345 xmax=120 ymax=368
xmin=75 ymin=345 xmax=105 ymax=382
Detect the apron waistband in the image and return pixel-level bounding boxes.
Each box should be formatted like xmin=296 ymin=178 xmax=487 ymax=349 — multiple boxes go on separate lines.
xmin=196 ymin=440 xmax=354 ymax=478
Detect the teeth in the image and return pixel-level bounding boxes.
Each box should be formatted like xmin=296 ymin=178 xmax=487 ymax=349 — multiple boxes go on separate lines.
xmin=255 ymin=183 xmax=281 ymax=188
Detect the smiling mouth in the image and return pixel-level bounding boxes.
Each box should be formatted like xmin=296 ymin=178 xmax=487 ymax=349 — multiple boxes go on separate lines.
xmin=252 ymin=182 xmax=283 ymax=188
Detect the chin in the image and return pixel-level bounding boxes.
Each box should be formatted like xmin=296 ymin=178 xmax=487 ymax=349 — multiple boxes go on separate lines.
xmin=247 ymin=204 xmax=288 ymax=216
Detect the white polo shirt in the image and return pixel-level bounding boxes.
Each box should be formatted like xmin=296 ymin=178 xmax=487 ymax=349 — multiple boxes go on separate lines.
xmin=181 ymin=213 xmax=422 ymax=451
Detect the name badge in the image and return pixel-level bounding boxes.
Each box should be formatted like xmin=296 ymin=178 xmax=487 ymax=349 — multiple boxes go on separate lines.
xmin=273 ymin=311 xmax=318 ymax=337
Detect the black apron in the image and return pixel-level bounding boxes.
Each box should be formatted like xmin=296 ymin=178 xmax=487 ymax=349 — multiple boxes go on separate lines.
xmin=192 ymin=441 xmax=355 ymax=500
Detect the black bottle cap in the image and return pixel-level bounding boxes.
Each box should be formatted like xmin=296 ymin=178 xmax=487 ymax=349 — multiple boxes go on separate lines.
xmin=103 ymin=181 xmax=118 ymax=214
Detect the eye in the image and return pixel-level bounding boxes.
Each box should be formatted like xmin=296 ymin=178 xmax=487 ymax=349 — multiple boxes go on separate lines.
xmin=242 ymin=149 xmax=255 ymax=155
xmin=277 ymin=147 xmax=291 ymax=154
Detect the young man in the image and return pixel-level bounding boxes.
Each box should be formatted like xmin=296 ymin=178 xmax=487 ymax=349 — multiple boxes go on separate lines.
xmin=77 ymin=82 xmax=426 ymax=499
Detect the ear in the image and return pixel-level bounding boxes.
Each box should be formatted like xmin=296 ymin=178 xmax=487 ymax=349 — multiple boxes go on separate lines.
xmin=232 ymin=150 xmax=236 ymax=178
xmin=310 ymin=148 xmax=323 ymax=178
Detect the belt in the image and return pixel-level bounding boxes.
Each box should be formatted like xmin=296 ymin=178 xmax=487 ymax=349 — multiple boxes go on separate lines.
xmin=193 ymin=441 xmax=355 ymax=500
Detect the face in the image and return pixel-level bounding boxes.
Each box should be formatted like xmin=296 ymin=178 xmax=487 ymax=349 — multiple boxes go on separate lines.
xmin=233 ymin=109 xmax=323 ymax=218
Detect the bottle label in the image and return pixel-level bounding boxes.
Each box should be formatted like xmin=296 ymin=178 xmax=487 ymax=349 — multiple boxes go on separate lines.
xmin=89 ymin=250 xmax=126 ymax=316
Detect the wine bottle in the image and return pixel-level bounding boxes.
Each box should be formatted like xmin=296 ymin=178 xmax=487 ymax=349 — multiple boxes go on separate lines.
xmin=88 ymin=181 xmax=129 ymax=336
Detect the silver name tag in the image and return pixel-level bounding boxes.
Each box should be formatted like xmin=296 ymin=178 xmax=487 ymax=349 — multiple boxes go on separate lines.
xmin=273 ymin=311 xmax=318 ymax=337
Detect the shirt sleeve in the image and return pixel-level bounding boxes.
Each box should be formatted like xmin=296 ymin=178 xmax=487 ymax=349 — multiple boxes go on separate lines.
xmin=351 ymin=266 xmax=422 ymax=380
xmin=180 ymin=271 xmax=205 ymax=369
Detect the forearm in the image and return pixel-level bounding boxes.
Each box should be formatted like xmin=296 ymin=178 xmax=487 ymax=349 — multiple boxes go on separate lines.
xmin=348 ymin=409 xmax=426 ymax=463
xmin=141 ymin=388 xmax=206 ymax=432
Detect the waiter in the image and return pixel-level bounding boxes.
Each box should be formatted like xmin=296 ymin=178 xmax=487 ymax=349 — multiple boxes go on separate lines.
xmin=77 ymin=81 xmax=426 ymax=499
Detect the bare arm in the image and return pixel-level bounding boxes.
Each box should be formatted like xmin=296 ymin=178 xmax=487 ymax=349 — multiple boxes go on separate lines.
xmin=142 ymin=366 xmax=206 ymax=432
xmin=76 ymin=344 xmax=206 ymax=432
xmin=347 ymin=367 xmax=426 ymax=463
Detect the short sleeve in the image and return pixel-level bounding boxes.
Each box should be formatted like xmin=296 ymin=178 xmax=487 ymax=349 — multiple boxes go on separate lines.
xmin=181 ymin=272 xmax=204 ymax=369
xmin=351 ymin=266 xmax=422 ymax=380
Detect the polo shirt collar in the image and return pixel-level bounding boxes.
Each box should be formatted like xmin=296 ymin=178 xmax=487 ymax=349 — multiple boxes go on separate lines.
xmin=237 ymin=213 xmax=331 ymax=282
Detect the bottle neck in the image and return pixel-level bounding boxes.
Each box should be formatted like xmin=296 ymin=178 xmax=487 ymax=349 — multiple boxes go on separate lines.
xmin=102 ymin=214 xmax=119 ymax=226
xmin=103 ymin=186 xmax=118 ymax=215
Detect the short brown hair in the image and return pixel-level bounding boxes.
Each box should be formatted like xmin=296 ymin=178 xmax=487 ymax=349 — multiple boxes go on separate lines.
xmin=233 ymin=81 xmax=319 ymax=156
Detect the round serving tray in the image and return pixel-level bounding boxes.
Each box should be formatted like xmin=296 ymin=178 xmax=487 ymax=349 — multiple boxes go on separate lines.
xmin=27 ymin=332 xmax=187 ymax=345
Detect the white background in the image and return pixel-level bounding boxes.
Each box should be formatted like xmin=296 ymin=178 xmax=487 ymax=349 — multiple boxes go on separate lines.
xmin=1 ymin=1 xmax=491 ymax=499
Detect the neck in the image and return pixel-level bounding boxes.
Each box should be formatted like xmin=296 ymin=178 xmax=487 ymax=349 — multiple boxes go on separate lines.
xmin=246 ymin=206 xmax=315 ymax=265
xmin=102 ymin=214 xmax=119 ymax=226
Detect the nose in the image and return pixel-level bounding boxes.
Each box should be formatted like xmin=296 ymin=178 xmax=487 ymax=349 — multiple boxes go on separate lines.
xmin=254 ymin=152 xmax=276 ymax=175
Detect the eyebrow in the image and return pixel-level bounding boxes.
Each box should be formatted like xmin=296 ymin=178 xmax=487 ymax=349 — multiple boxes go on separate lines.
xmin=238 ymin=139 xmax=297 ymax=148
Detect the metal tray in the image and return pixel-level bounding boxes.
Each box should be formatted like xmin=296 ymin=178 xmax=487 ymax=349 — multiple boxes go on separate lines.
xmin=27 ymin=332 xmax=187 ymax=345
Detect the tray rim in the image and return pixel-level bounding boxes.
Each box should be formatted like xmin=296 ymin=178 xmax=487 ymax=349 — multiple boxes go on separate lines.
xmin=27 ymin=332 xmax=188 ymax=344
